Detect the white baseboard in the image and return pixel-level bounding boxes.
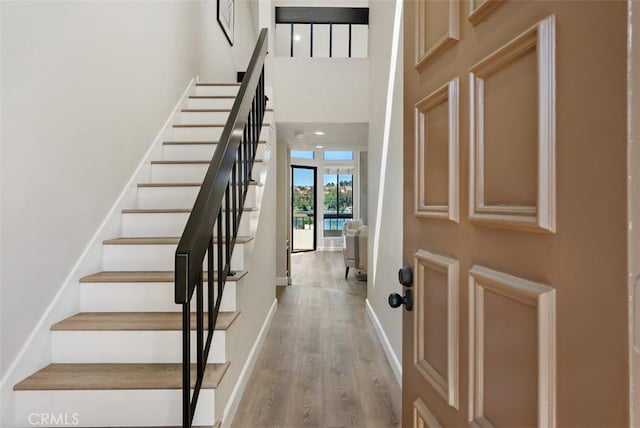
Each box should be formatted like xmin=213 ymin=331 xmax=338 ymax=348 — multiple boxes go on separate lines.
xmin=365 ymin=299 xmax=402 ymax=387
xmin=221 ymin=298 xmax=277 ymax=428
xmin=276 ymin=276 xmax=289 ymax=286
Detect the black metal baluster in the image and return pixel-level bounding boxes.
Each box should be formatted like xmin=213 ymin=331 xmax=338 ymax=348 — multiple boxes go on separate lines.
xmin=290 ymin=23 xmax=294 ymax=57
xmin=232 ymin=163 xmax=238 ymax=237
xmin=208 ymin=236 xmax=214 ymax=333
xmin=225 ymin=184 xmax=231 ymax=271
xmin=217 ymin=208 xmax=223 ymax=304
xmin=182 ymin=302 xmax=191 ymax=427
xmin=349 ymin=24 xmax=352 ymax=57
xmin=329 ymin=23 xmax=333 ymax=57
xmin=244 ymin=126 xmax=249 ymax=185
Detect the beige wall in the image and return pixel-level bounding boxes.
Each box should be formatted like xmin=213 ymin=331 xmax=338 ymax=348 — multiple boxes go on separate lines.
xmin=367 ymin=0 xmax=403 ymax=376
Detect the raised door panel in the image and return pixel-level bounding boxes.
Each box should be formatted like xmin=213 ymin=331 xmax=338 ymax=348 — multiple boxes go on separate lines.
xmin=415 ymin=0 xmax=459 ymax=69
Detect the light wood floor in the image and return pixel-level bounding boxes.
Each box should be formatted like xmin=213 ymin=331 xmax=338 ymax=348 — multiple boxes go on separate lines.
xmin=231 ymin=251 xmax=401 ymax=428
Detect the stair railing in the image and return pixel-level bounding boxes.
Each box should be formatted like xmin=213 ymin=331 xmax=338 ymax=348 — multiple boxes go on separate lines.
xmin=174 ymin=28 xmax=268 ymax=427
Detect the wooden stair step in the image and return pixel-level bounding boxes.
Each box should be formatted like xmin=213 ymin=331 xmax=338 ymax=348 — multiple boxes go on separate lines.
xmin=102 ymin=236 xmax=253 ymax=245
xmin=163 ymin=139 xmax=268 ymax=145
xmin=151 ymin=159 xmax=263 ymax=165
xmin=51 ymin=311 xmax=240 ymax=331
xmin=14 ymin=362 xmax=229 ymax=390
xmin=173 ymin=123 xmax=271 ymax=128
xmin=80 ymin=270 xmax=247 ymax=283
xmin=189 ymin=96 xmax=236 ymax=99
xmin=181 ymin=108 xmax=273 ymax=112
xmin=196 ymin=83 xmax=241 ymax=86
xmin=122 ymin=207 xmax=258 ymax=214
xmin=138 ymin=180 xmax=259 ymax=188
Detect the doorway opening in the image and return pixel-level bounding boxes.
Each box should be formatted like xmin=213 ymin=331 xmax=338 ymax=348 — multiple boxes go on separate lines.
xmin=291 ymin=165 xmax=317 ymax=252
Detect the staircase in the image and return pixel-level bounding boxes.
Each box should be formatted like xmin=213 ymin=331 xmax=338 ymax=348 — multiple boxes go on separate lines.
xmin=11 ymin=80 xmax=275 ymax=427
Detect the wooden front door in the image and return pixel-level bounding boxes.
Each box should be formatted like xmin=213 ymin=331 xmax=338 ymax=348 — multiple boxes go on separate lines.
xmin=401 ymin=1 xmax=629 ymax=426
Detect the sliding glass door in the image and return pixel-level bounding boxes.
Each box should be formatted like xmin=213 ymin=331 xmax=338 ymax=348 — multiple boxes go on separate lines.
xmin=291 ymin=165 xmax=317 ymax=252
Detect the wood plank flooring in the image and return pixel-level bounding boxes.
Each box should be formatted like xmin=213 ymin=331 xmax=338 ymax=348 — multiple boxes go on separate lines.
xmin=231 ymin=251 xmax=401 ymax=428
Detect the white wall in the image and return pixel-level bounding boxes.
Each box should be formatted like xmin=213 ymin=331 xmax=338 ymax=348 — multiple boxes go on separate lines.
xmin=276 ymin=139 xmax=290 ymax=284
xmin=1 ymin=0 xmax=199 ymax=377
xmin=0 ymin=0 xmax=260 ymax=399
xmin=273 ymin=57 xmax=369 ymax=123
xmin=366 ymin=0 xmax=403 ymax=381
xmin=199 ymin=0 xmax=258 ymax=82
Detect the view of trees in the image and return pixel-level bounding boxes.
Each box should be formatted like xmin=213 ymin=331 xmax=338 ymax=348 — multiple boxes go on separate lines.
xmin=323 ymin=176 xmax=353 ymax=214
xmin=293 ymin=185 xmax=314 ymax=212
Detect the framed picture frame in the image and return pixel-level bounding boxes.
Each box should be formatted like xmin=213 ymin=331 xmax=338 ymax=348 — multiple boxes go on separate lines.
xmin=217 ymin=0 xmax=234 ymax=46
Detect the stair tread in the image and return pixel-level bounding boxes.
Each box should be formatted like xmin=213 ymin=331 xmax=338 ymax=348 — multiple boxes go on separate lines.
xmin=196 ymin=83 xmax=241 ymax=86
xmin=80 ymin=270 xmax=247 ymax=283
xmin=163 ymin=139 xmax=267 ymax=145
xmin=14 ymin=362 xmax=229 ymax=391
xmin=189 ymin=96 xmax=236 ymax=99
xmin=151 ymin=159 xmax=263 ymax=165
xmin=102 ymin=236 xmax=253 ymax=245
xmin=51 ymin=311 xmax=240 ymax=331
xmin=121 ymin=207 xmax=258 ymax=214
xmin=181 ymin=108 xmax=273 ymax=112
xmin=173 ymin=123 xmax=271 ymax=128
xmin=138 ymin=180 xmax=259 ymax=187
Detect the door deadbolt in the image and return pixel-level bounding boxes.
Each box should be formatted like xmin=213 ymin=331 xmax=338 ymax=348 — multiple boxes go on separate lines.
xmin=398 ymin=266 xmax=413 ymax=287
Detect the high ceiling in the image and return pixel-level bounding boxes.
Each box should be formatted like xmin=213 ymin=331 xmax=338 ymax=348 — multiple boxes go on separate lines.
xmin=276 ymin=122 xmax=369 ymax=150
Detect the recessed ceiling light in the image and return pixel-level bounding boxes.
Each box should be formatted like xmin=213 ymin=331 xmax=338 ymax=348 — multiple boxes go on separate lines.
xmin=315 ymin=145 xmax=324 ymax=149
xmin=314 ymin=131 xmax=325 ymax=136
xmin=294 ymin=34 xmax=301 ymax=41
xmin=294 ymin=130 xmax=304 ymax=139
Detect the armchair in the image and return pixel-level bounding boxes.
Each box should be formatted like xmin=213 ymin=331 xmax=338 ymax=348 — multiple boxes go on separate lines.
xmin=343 ymin=219 xmax=367 ymax=279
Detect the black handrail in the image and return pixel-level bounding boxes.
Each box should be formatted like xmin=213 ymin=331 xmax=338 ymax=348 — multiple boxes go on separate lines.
xmin=175 ymin=28 xmax=268 ymax=427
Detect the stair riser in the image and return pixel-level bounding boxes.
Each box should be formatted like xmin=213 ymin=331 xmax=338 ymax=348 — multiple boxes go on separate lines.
xmin=122 ymin=211 xmax=252 ymax=238
xmin=188 ymin=97 xmax=235 ymax=109
xmin=178 ymin=110 xmax=274 ymax=125
xmin=163 ymin=142 xmax=267 ymax=161
xmin=52 ymin=330 xmax=227 ymax=364
xmin=15 ymin=389 xmax=215 ymax=427
xmin=137 ymin=184 xmax=257 ymax=210
xmin=103 ymin=243 xmax=246 ymax=271
xmin=195 ymin=86 xmax=239 ymax=96
xmin=151 ymin=162 xmax=262 ymax=184
xmin=80 ymin=281 xmax=237 ymax=313
xmin=171 ymin=125 xmax=270 ymax=142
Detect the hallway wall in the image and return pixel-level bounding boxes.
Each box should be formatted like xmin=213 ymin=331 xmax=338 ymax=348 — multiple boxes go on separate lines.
xmin=367 ymin=0 xmax=403 ymax=381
